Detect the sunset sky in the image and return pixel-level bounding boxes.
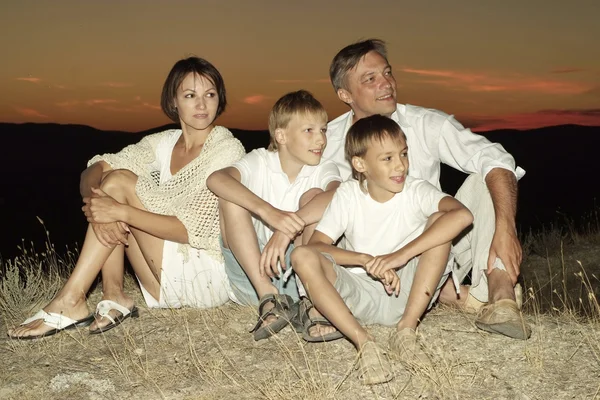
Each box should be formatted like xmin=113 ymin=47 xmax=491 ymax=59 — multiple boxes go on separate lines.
xmin=1 ymin=0 xmax=598 ymax=132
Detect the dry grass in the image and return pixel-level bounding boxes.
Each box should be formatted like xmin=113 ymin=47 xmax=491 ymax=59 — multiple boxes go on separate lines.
xmin=1 ymin=224 xmax=599 ymax=399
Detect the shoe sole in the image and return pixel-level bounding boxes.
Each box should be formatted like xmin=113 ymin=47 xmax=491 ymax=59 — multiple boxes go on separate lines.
xmin=475 ymin=320 xmax=531 ymax=340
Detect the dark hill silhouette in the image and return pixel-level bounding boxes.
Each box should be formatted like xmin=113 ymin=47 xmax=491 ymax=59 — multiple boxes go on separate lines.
xmin=0 ymin=122 xmax=598 ymax=259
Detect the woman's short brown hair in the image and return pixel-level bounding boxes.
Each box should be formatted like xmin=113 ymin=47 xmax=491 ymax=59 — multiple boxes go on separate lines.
xmin=329 ymin=39 xmax=389 ymax=93
xmin=160 ymin=57 xmax=227 ymax=123
xmin=345 ymin=115 xmax=406 ymax=189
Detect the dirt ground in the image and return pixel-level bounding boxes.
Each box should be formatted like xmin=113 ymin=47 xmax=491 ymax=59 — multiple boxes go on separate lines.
xmin=1 ymin=243 xmax=599 ymax=400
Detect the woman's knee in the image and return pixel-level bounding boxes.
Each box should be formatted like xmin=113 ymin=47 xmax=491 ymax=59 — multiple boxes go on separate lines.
xmin=100 ymin=169 xmax=138 ymax=196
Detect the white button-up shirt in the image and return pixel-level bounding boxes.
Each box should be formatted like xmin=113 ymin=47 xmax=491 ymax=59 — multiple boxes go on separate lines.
xmin=323 ymin=104 xmax=525 ymax=188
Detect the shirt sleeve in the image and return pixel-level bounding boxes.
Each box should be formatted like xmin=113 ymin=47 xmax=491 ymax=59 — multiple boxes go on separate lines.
xmin=232 ymin=149 xmax=262 ymax=188
xmin=315 ymin=183 xmax=350 ymax=242
xmin=315 ymin=160 xmax=342 ymax=190
xmin=422 ymin=111 xmax=526 ymax=182
xmin=411 ymin=179 xmax=450 ymax=219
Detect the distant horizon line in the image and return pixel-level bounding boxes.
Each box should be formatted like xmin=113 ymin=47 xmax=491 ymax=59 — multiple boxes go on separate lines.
xmin=1 ymin=120 xmax=599 ymax=134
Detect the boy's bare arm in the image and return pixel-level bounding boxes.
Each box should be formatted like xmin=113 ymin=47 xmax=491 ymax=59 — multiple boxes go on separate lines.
xmin=309 ymin=231 xmax=401 ymax=296
xmin=295 ymin=181 xmax=340 ymax=225
xmin=308 ymin=231 xmax=372 ymax=268
xmin=207 ymin=167 xmax=304 ymax=239
xmin=366 ymin=196 xmax=473 ymax=277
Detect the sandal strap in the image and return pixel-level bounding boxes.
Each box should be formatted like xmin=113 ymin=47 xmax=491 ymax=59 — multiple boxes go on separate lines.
xmin=250 ymin=294 xmax=294 ymax=333
xmin=22 ymin=310 xmax=78 ymax=330
xmin=95 ymin=300 xmax=132 ymax=324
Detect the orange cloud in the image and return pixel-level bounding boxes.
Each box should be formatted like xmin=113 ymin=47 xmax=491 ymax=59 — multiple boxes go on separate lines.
xmin=101 ymin=82 xmax=134 ymax=88
xmin=272 ymin=79 xmax=330 ymax=84
xmin=16 ymin=77 xmax=42 ymax=84
xmin=464 ymin=109 xmax=600 ymax=131
xmin=85 ymin=99 xmax=118 ymax=106
xmin=243 ymin=95 xmax=269 ymax=105
xmin=550 ymin=67 xmax=584 ymax=74
xmin=142 ymin=102 xmax=160 ymax=110
xmin=14 ymin=107 xmax=48 ymax=118
xmin=400 ymin=68 xmax=591 ymax=95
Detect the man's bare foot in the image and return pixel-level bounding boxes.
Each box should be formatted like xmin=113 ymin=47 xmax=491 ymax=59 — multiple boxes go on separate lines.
xmin=7 ymin=295 xmax=90 ymax=339
xmin=89 ymin=292 xmax=135 ymax=332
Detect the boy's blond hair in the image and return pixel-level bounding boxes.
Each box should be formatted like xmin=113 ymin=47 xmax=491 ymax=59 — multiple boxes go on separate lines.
xmin=267 ymin=90 xmax=328 ymax=151
xmin=345 ymin=115 xmax=406 ymax=190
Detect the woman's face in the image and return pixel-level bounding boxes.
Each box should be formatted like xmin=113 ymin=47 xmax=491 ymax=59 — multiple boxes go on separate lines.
xmin=174 ymin=72 xmax=219 ymax=132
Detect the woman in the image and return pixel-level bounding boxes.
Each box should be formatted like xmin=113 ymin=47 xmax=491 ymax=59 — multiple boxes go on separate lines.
xmin=9 ymin=57 xmax=245 ymax=339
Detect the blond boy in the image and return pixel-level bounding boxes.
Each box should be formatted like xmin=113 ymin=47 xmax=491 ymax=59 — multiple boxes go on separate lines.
xmin=292 ymin=115 xmax=474 ymax=385
xmin=206 ymin=90 xmax=341 ymax=340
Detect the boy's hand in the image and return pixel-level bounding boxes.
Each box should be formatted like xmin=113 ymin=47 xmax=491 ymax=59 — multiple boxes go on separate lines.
xmin=259 ymin=231 xmax=290 ymax=278
xmin=365 ymin=251 xmax=407 ymax=280
xmin=260 ymin=207 xmax=305 ymax=240
xmin=381 ymin=270 xmax=400 ymax=296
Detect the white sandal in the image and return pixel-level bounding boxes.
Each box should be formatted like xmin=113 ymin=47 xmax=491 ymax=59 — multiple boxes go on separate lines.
xmin=89 ymin=300 xmax=139 ymax=334
xmin=9 ymin=309 xmax=93 ymax=340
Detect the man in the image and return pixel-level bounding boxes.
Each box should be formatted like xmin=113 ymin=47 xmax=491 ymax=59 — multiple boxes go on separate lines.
xmin=322 ymin=39 xmax=530 ymax=339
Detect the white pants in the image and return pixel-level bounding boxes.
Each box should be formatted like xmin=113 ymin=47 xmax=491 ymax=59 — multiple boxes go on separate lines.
xmin=452 ymin=174 xmax=507 ymax=302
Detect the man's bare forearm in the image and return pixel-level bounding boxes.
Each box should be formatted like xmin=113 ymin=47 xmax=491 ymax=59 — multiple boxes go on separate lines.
xmin=485 ymin=168 xmax=518 ymax=229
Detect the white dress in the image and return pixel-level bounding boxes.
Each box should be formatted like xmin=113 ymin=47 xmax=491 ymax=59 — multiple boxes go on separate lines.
xmin=137 ymin=131 xmax=233 ymax=308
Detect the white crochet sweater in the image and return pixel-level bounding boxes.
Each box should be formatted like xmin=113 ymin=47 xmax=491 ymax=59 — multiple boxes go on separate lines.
xmin=88 ymin=126 xmax=245 ymax=262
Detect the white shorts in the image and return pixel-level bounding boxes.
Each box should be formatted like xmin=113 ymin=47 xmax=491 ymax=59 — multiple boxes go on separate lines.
xmin=138 ymin=240 xmax=233 ymax=309
xmin=325 ymin=253 xmax=451 ymax=326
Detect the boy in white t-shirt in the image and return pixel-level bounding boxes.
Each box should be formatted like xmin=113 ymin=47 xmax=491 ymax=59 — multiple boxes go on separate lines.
xmin=207 ymin=90 xmax=341 ymax=341
xmin=291 ymin=115 xmax=474 ymax=385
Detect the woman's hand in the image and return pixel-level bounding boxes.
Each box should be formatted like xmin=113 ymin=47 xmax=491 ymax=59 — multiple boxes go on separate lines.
xmin=83 ymin=187 xmax=126 ymax=224
xmin=91 ymin=221 xmax=130 ymax=248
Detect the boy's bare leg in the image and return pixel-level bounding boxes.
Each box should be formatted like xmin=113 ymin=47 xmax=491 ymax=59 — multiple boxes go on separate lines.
xmin=220 ymin=199 xmax=277 ymax=298
xmin=397 ymin=213 xmax=450 ymax=332
xmin=291 ymin=246 xmax=371 ymax=349
xmin=220 ymin=199 xmax=280 ymax=328
xmin=295 ymin=188 xmax=337 ymax=338
xmin=292 ymin=246 xmax=392 ymax=384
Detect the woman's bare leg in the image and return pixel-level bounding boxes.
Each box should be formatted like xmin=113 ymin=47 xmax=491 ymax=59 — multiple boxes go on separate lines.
xmin=9 ymin=169 xmax=163 ymax=337
xmin=8 ymin=225 xmax=120 ymax=338
xmin=89 ymin=169 xmax=165 ymax=329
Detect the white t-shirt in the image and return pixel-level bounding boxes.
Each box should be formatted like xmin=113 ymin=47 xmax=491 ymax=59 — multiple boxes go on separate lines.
xmin=316 ymin=176 xmax=449 ymax=274
xmin=233 ymin=148 xmax=341 ymax=247
xmin=323 ymin=104 xmax=526 ymax=187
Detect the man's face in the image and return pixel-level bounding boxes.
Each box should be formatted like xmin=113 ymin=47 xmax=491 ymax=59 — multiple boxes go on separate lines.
xmin=338 ymin=51 xmax=397 ymax=120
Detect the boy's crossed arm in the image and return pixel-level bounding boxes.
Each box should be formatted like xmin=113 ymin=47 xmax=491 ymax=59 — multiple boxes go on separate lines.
xmin=259 ymin=180 xmax=340 ymax=277
xmin=307 ymin=230 xmax=401 ymax=296
xmin=207 ymin=166 xmax=305 ymax=240
xmin=366 ymin=196 xmax=474 ymax=281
